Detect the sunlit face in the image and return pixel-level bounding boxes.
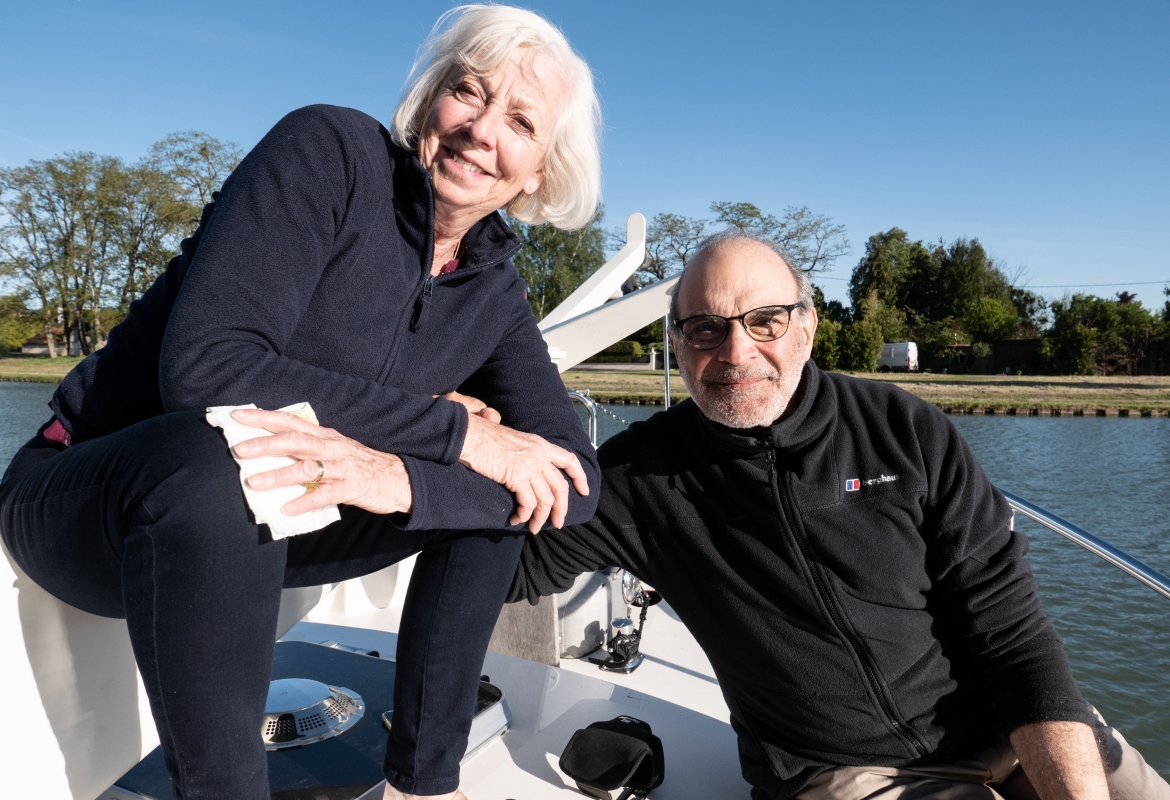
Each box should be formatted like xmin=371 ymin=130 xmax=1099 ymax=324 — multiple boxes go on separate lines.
xmin=673 ymin=240 xmax=818 ymax=429
xmin=418 ymin=48 xmax=568 ymax=223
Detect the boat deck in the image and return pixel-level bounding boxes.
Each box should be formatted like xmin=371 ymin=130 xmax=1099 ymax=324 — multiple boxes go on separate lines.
xmin=283 ymin=560 xmax=750 ymax=799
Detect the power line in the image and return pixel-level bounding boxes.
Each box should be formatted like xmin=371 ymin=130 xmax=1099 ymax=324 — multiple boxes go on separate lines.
xmin=1024 ymin=280 xmax=1168 ymax=289
xmin=813 ymin=277 xmax=1167 ymax=288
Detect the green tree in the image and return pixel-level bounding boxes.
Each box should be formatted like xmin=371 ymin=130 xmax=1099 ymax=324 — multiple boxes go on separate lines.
xmin=909 ymin=317 xmax=964 ymax=363
xmin=839 ymin=319 xmax=883 ymax=371
xmin=1042 ymin=294 xmax=1163 ymax=375
xmin=812 ymin=284 xmax=851 ymax=324
xmin=710 ymin=201 xmax=849 ymax=272
xmin=848 ymin=228 xmax=932 ymax=311
xmin=0 ymin=295 xmax=38 ymax=351
xmin=0 ymin=132 xmax=236 ymax=356
xmin=963 ymin=297 xmax=1018 ymax=344
xmin=811 ymin=316 xmax=841 ymax=370
xmin=511 ymin=213 xmax=607 ymax=320
xmin=110 ymin=160 xmax=193 ymax=312
xmin=0 ymin=162 xmax=62 ymax=355
xmin=638 ymin=212 xmax=707 ymax=286
xmin=0 ymin=153 xmax=125 ymax=356
xmin=855 ymin=289 xmax=907 ymax=343
xmin=937 ymin=238 xmax=1012 ymax=320
xmin=1010 ymin=287 xmax=1048 ymax=338
xmin=148 ymin=131 xmax=243 ymax=206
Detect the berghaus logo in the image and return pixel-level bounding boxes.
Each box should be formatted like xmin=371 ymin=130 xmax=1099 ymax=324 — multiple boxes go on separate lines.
xmin=845 ymin=474 xmax=898 ymax=491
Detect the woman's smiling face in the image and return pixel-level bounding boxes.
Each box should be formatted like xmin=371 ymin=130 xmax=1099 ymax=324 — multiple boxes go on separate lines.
xmin=418 ymin=48 xmax=568 ymax=225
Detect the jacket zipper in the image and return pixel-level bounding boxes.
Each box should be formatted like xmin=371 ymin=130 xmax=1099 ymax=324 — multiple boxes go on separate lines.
xmin=409 ymin=274 xmax=434 ymax=332
xmin=762 ymin=443 xmax=927 ymax=757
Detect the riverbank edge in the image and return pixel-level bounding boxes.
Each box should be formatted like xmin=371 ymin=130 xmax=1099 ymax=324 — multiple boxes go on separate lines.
xmin=574 ymin=394 xmax=1170 ymax=416
xmin=5 ymin=370 xmax=1168 ymax=417
xmin=0 ymin=375 xmax=61 ymax=384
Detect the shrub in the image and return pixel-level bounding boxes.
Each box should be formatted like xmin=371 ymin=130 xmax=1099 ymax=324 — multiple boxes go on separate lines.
xmin=839 ymin=320 xmax=883 ymax=372
xmin=812 ymin=317 xmax=841 ymax=370
xmin=588 ymin=340 xmax=644 ymax=363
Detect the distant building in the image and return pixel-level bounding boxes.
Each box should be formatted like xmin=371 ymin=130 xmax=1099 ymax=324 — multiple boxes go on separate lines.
xmin=990 ymin=339 xmax=1042 ymax=374
xmin=20 ymin=329 xmax=80 ymax=356
xmin=20 ymin=334 xmax=52 ymax=355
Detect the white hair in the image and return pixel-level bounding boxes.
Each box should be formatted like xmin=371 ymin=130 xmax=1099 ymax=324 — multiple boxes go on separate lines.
xmin=391 ymin=5 xmax=602 ymax=230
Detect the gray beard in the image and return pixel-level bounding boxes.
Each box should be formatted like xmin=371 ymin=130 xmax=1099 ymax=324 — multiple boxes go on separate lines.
xmin=681 ymin=360 xmax=805 ymax=429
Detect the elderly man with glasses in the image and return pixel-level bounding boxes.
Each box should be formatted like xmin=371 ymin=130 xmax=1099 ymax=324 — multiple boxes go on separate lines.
xmin=499 ymin=229 xmax=1169 ymax=800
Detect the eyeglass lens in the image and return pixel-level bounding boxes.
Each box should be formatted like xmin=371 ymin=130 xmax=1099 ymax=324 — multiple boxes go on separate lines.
xmin=681 ymin=306 xmax=793 ymax=349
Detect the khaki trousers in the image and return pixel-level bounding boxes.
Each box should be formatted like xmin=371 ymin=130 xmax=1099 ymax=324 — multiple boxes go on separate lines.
xmin=795 ymin=714 xmax=1169 ymax=800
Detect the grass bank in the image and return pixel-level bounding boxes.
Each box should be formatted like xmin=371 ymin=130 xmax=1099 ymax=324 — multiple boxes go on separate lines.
xmin=561 ymin=369 xmax=689 ymax=405
xmin=5 ymin=357 xmax=1167 ymax=416
xmin=562 ymin=368 xmax=1170 ymax=416
xmin=0 ymin=355 xmax=84 ymax=383
xmin=862 ymin=373 xmax=1170 ymax=416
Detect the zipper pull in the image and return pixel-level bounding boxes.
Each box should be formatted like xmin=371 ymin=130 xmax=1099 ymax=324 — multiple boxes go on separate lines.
xmin=410 ymin=275 xmax=434 ymax=331
xmin=760 ymin=440 xmax=776 ymax=467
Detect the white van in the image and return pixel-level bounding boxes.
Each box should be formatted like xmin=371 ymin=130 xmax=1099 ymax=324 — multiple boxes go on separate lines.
xmin=877 ymin=341 xmax=919 ymax=372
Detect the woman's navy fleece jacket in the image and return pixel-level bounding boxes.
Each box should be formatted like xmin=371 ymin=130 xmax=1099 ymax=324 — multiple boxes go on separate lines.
xmin=50 ymin=104 xmax=599 ymax=531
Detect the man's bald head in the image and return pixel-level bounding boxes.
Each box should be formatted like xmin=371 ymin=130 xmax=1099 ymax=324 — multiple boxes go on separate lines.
xmin=669 ymin=229 xmax=813 ymax=323
xmin=668 ymin=229 xmax=819 ymax=429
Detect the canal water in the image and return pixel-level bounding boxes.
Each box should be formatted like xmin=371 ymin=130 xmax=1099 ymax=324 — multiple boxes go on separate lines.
xmin=2 ymin=381 xmax=1168 ymax=774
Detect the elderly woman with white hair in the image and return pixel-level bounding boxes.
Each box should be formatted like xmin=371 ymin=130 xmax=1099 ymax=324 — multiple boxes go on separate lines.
xmin=0 ymin=6 xmax=601 ymax=799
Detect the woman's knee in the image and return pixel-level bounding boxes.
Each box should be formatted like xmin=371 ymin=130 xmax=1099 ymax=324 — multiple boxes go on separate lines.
xmin=116 ymin=412 xmax=256 ymax=539
xmin=126 ymin=411 xmax=239 ymax=488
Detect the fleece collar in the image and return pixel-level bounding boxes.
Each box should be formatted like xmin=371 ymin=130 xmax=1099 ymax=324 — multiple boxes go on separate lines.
xmin=387 ymin=141 xmax=524 ymax=275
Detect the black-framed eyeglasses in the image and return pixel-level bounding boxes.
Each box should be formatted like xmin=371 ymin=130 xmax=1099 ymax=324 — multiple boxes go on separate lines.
xmin=673 ymin=303 xmax=803 ymax=350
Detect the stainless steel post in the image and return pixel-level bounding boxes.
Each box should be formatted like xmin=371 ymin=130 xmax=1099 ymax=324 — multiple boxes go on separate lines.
xmin=663 ymin=314 xmax=671 ymax=409
xmin=567 ymin=390 xmax=598 ymax=448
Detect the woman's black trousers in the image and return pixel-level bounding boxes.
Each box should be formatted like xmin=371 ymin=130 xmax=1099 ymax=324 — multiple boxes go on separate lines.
xmin=0 ymin=410 xmax=523 ymax=799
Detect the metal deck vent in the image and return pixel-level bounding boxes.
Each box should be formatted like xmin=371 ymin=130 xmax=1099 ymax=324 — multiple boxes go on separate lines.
xmin=262 ymin=678 xmax=365 ymax=751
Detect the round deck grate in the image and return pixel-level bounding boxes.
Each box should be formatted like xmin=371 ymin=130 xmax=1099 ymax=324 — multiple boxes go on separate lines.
xmin=261 ymin=678 xmax=365 ymax=751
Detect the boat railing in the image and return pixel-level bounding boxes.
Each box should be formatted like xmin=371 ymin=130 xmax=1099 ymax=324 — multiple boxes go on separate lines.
xmin=568 ymin=390 xmax=599 ymax=447
xmin=999 ymin=489 xmax=1170 ymax=601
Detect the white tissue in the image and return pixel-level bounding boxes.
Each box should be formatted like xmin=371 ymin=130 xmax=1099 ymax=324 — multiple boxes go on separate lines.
xmin=205 ymin=402 xmax=341 ymax=539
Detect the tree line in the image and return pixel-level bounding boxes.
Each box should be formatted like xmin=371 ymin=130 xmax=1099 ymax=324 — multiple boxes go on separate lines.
xmin=0 ymin=133 xmax=241 ymax=354
xmin=3 ymin=136 xmax=1165 ymax=375
xmin=816 ymin=227 xmax=1170 ymax=375
xmin=509 ymin=201 xmax=851 ymax=354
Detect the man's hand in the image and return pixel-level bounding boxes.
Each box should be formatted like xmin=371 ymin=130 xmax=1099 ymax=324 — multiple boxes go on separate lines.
xmin=383 ymin=786 xmax=467 ymax=800
xmin=230 ymin=408 xmax=413 ymax=516
xmin=1010 ymin=721 xmax=1109 ymax=800
xmin=459 ymin=411 xmax=589 ymax=533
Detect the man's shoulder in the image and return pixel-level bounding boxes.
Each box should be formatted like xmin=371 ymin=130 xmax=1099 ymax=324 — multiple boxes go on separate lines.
xmin=595 ymin=400 xmax=695 ymax=472
xmin=821 ymin=370 xmax=948 ymax=429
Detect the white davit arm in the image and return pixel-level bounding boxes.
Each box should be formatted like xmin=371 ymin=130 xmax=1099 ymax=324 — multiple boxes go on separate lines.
xmin=538 ymin=213 xmax=646 ymax=332
xmin=543 ymin=275 xmax=679 ymax=373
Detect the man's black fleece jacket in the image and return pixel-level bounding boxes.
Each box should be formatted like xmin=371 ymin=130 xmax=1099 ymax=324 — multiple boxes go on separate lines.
xmin=48 ymin=104 xmax=598 ymax=531
xmin=510 ymin=362 xmax=1093 ymax=798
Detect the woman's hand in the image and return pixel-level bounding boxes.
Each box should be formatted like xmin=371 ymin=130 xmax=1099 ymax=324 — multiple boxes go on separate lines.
xmin=230 ymin=408 xmax=413 ymax=516
xmin=459 ymin=412 xmax=589 ymax=533
xmin=439 ymin=390 xmax=502 ymax=424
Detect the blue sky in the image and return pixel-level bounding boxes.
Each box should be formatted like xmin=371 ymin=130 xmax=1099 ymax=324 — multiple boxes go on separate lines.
xmin=2 ymin=1 xmax=1167 ymax=306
